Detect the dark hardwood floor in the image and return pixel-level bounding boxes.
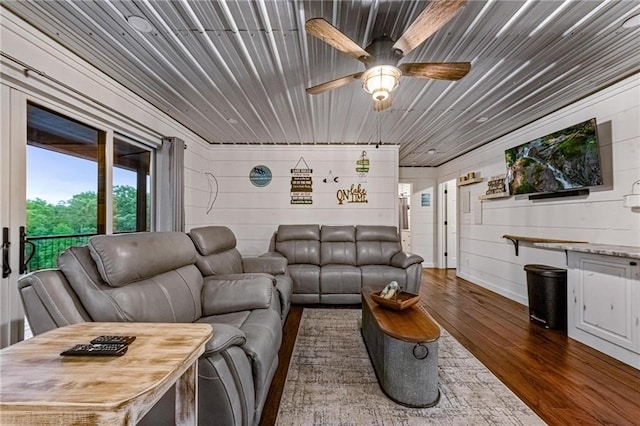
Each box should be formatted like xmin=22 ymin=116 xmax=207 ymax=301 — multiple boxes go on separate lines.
xmin=260 ymin=269 xmax=640 ymax=425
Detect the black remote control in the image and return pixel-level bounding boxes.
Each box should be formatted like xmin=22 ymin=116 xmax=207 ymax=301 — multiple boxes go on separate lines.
xmin=90 ymin=335 xmax=136 ymax=345
xmin=60 ymin=343 xmax=128 ymax=357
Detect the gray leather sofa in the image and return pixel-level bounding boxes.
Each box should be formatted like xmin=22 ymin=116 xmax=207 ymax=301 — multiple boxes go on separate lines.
xmin=18 ymin=231 xmax=288 ymax=426
xmin=188 ymin=225 xmax=292 ymax=324
xmin=267 ymin=224 xmax=424 ymax=304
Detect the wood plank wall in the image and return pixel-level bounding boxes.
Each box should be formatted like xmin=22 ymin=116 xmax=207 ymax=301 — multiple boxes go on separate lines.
xmin=184 ymin=145 xmax=399 ymax=255
xmin=436 ymin=74 xmax=640 ymax=305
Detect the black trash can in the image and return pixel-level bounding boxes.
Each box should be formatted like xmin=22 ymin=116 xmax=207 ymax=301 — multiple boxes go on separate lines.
xmin=524 ymin=264 xmax=567 ymax=330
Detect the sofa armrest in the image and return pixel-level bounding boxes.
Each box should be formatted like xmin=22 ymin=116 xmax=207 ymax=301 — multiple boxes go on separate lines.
xmin=18 ymin=270 xmax=92 ymax=335
xmin=202 ymin=273 xmax=274 ymax=315
xmin=242 ymin=256 xmax=287 ymax=275
xmin=390 ymin=252 xmax=424 ymax=269
xmin=201 ymin=323 xmax=246 ymax=357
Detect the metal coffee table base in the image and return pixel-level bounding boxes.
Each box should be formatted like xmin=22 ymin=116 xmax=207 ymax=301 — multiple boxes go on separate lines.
xmin=362 ymin=293 xmax=441 ymax=408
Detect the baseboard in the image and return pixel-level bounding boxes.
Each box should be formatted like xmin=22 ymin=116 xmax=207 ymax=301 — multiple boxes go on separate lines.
xmin=456 ymin=271 xmax=528 ymax=306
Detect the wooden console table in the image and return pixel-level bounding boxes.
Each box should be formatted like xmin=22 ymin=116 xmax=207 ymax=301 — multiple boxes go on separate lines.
xmin=0 ymin=322 xmax=212 ymax=426
xmin=502 ymin=234 xmax=587 ymax=256
xmin=362 ymin=292 xmax=441 ymax=407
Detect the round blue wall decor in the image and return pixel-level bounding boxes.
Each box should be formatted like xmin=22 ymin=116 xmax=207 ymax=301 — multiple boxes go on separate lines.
xmin=249 ymin=165 xmax=272 ymax=187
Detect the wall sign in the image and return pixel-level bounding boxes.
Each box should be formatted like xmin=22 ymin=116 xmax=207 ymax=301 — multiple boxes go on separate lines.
xmin=356 ymin=151 xmax=370 ymax=180
xmin=249 ymin=165 xmax=272 ymax=187
xmin=421 ymin=193 xmax=430 ymax=207
xmin=291 ymin=157 xmax=313 ymax=204
xmin=337 ymin=184 xmax=368 ymax=205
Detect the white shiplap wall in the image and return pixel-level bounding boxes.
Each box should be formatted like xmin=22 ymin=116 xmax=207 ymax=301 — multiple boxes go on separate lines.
xmin=185 ymin=145 xmax=399 ymax=255
xmin=437 ymin=73 xmax=640 ymax=305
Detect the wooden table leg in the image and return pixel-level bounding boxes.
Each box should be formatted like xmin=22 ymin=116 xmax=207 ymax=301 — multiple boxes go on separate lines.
xmin=175 ymin=361 xmax=198 ymax=426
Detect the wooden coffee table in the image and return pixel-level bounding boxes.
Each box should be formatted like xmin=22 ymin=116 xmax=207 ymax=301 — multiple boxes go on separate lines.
xmin=0 ymin=322 xmax=212 ymax=425
xmin=362 ymin=291 xmax=441 ymax=407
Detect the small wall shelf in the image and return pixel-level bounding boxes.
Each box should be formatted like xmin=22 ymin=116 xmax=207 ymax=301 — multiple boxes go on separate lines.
xmin=478 ymin=192 xmax=511 ymax=200
xmin=457 ymin=177 xmax=483 ymax=187
xmin=502 ymin=234 xmax=588 ymax=256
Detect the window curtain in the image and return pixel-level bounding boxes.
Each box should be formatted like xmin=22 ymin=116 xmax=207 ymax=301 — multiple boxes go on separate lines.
xmin=157 ymin=137 xmax=185 ymax=232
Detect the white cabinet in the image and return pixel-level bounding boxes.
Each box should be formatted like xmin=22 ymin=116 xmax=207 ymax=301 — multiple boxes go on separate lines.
xmin=567 ymin=252 xmax=640 ymax=368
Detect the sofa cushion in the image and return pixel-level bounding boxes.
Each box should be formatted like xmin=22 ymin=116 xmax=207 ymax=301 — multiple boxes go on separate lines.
xmin=287 ymin=264 xmax=320 ymax=294
xmin=88 ymin=232 xmax=197 ymax=287
xmin=188 ymin=226 xmax=244 ymax=276
xmin=189 ymin=226 xmax=236 ymax=255
xmin=360 ymin=265 xmax=408 ymax=290
xmin=321 ymin=225 xmax=356 ymax=242
xmin=320 ymin=226 xmax=356 ymax=266
xmin=320 ymin=265 xmax=361 ymax=294
xmin=195 ymin=248 xmax=244 ymax=276
xmin=59 ymin=245 xmax=203 ymax=323
xmin=276 ymin=224 xmax=320 ymax=242
xmin=356 ymin=225 xmax=399 ymax=242
xmin=355 ymin=226 xmax=401 ymax=266
xmin=275 ymin=225 xmax=320 ymax=265
xmin=356 ymin=241 xmax=400 ymax=266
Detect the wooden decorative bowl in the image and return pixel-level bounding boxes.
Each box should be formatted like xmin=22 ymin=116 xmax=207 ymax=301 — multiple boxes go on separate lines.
xmin=370 ymin=291 xmax=420 ymax=311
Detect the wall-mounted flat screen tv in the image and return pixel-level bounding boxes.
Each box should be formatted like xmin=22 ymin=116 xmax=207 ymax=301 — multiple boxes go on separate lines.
xmin=505 ymin=118 xmax=602 ymax=196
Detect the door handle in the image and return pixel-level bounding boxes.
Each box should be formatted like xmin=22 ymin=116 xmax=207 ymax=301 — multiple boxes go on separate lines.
xmin=2 ymin=227 xmax=11 ymax=278
xmin=19 ymin=226 xmax=35 ymax=274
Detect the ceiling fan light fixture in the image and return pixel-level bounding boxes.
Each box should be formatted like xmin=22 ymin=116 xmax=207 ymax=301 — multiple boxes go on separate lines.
xmin=362 ymin=65 xmax=401 ymax=101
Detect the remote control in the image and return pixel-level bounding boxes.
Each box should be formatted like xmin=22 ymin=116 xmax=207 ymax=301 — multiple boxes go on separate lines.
xmin=60 ymin=343 xmax=128 ymax=357
xmin=90 ymin=335 xmax=136 ymax=345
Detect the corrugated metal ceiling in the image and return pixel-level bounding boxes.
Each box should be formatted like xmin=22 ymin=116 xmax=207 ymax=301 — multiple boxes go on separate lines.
xmin=2 ymin=0 xmax=639 ymax=166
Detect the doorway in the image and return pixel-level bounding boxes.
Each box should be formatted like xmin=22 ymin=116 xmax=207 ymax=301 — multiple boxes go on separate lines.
xmin=398 ymin=183 xmax=412 ymax=251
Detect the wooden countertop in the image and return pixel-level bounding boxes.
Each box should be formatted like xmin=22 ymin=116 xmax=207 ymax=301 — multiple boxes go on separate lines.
xmin=502 ymin=234 xmax=588 ymax=244
xmin=501 ymin=234 xmax=588 ymax=256
xmin=533 ymin=242 xmax=640 ymax=259
xmin=0 ymin=322 xmax=212 ymax=425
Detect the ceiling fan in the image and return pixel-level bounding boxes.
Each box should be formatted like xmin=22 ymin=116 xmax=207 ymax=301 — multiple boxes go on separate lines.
xmin=305 ymin=0 xmax=471 ymax=111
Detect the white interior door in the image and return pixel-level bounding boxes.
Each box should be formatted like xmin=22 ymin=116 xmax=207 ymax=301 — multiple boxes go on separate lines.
xmin=446 ymin=180 xmax=457 ymax=268
xmin=0 ymin=85 xmax=27 ymax=348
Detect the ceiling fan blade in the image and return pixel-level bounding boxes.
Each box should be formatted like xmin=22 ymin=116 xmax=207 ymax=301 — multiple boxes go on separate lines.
xmin=393 ymin=0 xmax=467 ymax=56
xmin=306 ymin=72 xmax=364 ymax=95
xmin=399 ymin=62 xmax=471 ymax=80
xmin=305 ymin=18 xmax=371 ymax=63
xmin=373 ymin=96 xmax=392 ymax=112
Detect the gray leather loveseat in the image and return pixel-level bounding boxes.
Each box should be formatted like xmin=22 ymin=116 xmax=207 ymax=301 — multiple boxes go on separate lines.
xmin=266 ymin=224 xmax=424 ymax=304
xmin=18 ymin=230 xmax=289 ymax=426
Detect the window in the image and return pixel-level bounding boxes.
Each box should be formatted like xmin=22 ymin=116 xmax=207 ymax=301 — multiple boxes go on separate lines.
xmin=113 ymin=137 xmax=151 ymax=233
xmin=25 ymin=103 xmax=154 ymax=271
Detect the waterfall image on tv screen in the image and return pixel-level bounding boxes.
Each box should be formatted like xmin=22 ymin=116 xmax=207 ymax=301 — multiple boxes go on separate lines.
xmin=505 ymin=118 xmax=602 ymax=195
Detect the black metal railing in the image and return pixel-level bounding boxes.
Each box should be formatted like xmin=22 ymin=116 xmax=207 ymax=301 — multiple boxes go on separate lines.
xmin=25 ymin=233 xmax=96 ymax=272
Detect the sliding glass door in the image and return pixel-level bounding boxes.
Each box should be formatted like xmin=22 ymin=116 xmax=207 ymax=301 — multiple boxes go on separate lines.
xmin=0 ymin=88 xmax=156 ymax=347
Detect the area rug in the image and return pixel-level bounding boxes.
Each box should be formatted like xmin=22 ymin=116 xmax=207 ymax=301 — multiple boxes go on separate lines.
xmin=276 ymin=309 xmax=545 ymax=425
